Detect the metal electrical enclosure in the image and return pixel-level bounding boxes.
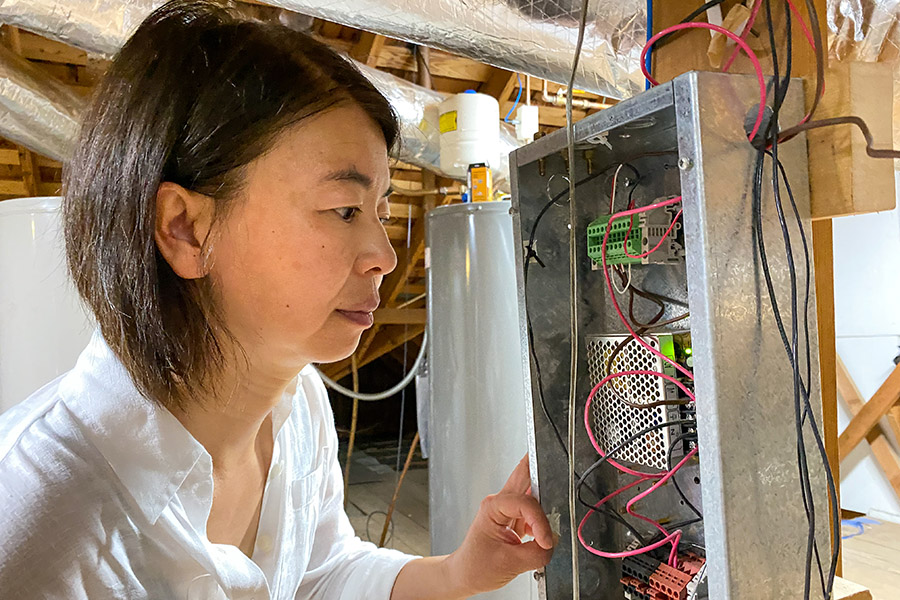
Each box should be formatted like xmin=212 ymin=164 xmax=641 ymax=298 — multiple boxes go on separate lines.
xmin=510 ymin=72 xmax=830 ymax=599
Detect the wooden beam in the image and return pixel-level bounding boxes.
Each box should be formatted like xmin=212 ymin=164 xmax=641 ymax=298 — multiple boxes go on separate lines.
xmin=15 ymin=29 xmax=88 ymax=66
xmin=480 ymin=68 xmax=519 ymax=102
xmin=17 ymin=147 xmax=40 ymax=196
xmin=0 ymin=179 xmax=28 ymax=196
xmin=373 ymin=308 xmax=426 ymax=325
xmin=837 ymin=356 xmax=900 ymax=498
xmin=838 ymin=364 xmax=900 ymax=459
xmin=813 ymin=219 xmax=841 ymax=554
xmin=807 ymin=61 xmax=896 ymax=219
xmin=833 ymin=576 xmax=872 ymax=600
xmin=375 ymin=45 xmax=493 ymax=82
xmin=389 ymin=202 xmax=424 ymax=220
xmin=0 ymin=148 xmax=20 ymax=165
xmin=349 ymin=31 xmax=386 ymax=67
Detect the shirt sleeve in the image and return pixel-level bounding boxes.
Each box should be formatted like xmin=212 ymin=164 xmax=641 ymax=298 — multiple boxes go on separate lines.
xmin=296 ymin=370 xmax=419 ymax=600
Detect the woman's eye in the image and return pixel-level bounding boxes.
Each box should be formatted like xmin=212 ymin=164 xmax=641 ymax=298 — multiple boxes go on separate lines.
xmin=335 ymin=207 xmax=361 ymax=222
xmin=379 ymin=215 xmax=392 ymax=225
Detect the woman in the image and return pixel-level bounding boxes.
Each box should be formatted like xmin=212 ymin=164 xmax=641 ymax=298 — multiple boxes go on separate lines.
xmin=0 ymin=1 xmax=554 ymax=598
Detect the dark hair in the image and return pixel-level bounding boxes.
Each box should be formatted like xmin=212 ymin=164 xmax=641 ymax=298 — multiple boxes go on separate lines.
xmin=63 ymin=0 xmax=399 ymax=410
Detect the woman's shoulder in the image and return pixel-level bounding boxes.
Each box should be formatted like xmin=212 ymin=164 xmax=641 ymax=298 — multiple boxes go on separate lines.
xmin=0 ymin=377 xmax=113 ymax=502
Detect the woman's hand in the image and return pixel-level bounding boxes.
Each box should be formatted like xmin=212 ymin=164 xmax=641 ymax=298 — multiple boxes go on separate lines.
xmin=445 ymin=455 xmax=555 ymax=596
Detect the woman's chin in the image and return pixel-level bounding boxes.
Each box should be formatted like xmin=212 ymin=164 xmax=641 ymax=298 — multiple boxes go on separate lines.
xmin=306 ymin=333 xmax=362 ymax=365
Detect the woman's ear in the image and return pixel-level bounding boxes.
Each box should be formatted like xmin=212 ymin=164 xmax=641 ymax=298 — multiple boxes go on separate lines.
xmin=154 ymin=182 xmax=216 ymax=279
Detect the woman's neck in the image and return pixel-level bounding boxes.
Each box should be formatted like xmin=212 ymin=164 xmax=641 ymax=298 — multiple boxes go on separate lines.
xmin=169 ymin=353 xmax=299 ymax=469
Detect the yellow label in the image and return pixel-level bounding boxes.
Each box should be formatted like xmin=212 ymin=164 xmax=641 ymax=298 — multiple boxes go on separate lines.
xmin=438 ymin=111 xmax=458 ymax=134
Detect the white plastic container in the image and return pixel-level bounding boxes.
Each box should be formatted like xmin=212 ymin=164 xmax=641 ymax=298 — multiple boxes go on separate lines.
xmin=515 ymin=104 xmax=540 ymax=144
xmin=0 ymin=197 xmax=92 ymax=413
xmin=438 ymin=90 xmax=500 ymax=178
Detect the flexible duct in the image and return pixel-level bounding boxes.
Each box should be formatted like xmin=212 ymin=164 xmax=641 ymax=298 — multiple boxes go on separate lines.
xmin=0 ymin=2 xmax=519 ymax=184
xmin=0 ymin=43 xmax=85 ymax=162
xmin=0 ymin=0 xmax=646 ymax=99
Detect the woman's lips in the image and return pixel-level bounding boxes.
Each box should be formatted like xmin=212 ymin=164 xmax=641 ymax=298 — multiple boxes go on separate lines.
xmin=336 ymin=309 xmax=375 ymax=328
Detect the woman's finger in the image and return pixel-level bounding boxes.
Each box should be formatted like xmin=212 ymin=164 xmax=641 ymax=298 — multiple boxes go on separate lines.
xmin=500 ymin=454 xmax=531 ymax=496
xmin=486 ymin=492 xmax=554 ymax=550
xmin=506 ymin=539 xmax=554 ymax=573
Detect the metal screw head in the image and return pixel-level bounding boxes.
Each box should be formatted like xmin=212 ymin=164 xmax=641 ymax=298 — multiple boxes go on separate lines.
xmin=678 ymin=157 xmax=694 ymax=171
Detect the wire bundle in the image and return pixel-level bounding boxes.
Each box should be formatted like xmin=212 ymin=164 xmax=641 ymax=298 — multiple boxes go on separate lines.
xmin=575 ymin=195 xmax=697 ymax=568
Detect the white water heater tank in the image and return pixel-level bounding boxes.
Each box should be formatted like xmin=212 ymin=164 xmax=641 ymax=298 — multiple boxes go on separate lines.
xmin=438 ymin=90 xmax=500 ymax=178
xmin=0 ymin=197 xmax=92 ymax=413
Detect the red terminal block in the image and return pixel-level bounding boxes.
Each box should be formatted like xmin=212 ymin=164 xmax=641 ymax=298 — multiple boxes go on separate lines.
xmin=677 ymin=553 xmax=706 ymax=577
xmin=649 ymin=562 xmax=693 ymax=600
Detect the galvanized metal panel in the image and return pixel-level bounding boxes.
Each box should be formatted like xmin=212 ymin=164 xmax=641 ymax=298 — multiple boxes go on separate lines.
xmin=511 ymin=71 xmax=830 ymax=600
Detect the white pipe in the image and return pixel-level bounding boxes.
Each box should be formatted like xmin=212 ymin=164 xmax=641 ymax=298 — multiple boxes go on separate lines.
xmin=315 ymin=332 xmax=426 ymax=401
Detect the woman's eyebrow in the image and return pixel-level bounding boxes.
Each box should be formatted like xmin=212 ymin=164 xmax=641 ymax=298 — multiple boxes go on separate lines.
xmin=323 ymin=167 xmax=373 ymax=189
xmin=323 ymin=167 xmax=392 ymax=198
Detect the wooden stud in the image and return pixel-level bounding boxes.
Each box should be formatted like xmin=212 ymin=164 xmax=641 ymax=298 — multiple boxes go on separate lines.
xmin=479 ymin=68 xmax=520 ymax=103
xmin=813 ymin=219 xmax=841 ymax=563
xmin=349 ymin=31 xmax=386 ymax=67
xmin=837 ymin=356 xmax=900 ymax=499
xmin=17 ymin=147 xmax=40 ymax=196
xmin=838 ymin=364 xmax=900 ymax=459
xmin=807 ymin=62 xmax=896 ymax=219
xmin=375 ymin=45 xmax=493 ymax=82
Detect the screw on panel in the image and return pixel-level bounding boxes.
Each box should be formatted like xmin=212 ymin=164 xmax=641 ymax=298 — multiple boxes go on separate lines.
xmin=677 ymin=157 xmax=693 ymax=171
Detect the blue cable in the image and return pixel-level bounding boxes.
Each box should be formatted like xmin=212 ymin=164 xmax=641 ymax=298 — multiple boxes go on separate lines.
xmin=645 ymin=0 xmax=653 ymax=90
xmin=504 ymin=73 xmax=522 ymax=122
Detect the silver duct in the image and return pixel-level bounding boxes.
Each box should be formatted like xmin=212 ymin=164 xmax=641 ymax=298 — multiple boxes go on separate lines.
xmin=0 ymin=43 xmax=85 ymax=162
xmin=0 ymin=0 xmax=645 ymax=99
xmin=0 ymin=17 xmax=516 ymax=185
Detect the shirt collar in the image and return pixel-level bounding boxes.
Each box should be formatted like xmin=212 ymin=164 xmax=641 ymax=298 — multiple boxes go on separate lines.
xmin=60 ymin=331 xmax=297 ymax=525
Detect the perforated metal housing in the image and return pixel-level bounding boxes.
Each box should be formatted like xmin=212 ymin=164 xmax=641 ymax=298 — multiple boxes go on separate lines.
xmin=586 ymin=334 xmax=682 ymax=470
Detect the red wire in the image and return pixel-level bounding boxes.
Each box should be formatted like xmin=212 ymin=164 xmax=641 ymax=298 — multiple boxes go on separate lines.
xmin=623 ymin=208 xmax=683 ymax=259
xmin=584 ymin=369 xmax=696 ymax=478
xmin=641 ymin=22 xmax=767 ymax=141
xmin=722 ymin=0 xmax=764 ymax=72
xmin=785 ymin=0 xmax=817 ymax=52
xmin=577 ymin=449 xmax=698 ymax=565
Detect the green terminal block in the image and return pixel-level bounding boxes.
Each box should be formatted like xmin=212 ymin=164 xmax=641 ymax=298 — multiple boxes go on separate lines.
xmin=587 ymin=214 xmax=643 ymax=266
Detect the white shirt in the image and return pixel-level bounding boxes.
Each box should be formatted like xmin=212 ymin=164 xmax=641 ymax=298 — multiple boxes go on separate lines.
xmin=0 ymin=332 xmax=416 ymax=599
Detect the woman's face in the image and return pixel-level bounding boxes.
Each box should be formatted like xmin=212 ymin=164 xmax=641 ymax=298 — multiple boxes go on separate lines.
xmin=209 ymin=103 xmax=397 ymax=370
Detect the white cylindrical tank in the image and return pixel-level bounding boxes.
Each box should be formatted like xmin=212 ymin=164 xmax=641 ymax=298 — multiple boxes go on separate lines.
xmin=0 ymin=197 xmax=92 ymax=413
xmin=438 ymin=91 xmax=500 ymax=178
xmin=425 ymin=201 xmax=536 ymax=600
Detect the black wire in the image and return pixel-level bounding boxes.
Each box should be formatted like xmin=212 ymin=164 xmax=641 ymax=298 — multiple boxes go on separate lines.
xmin=770 ymin=153 xmax=842 ymax=599
xmin=575 ymin=419 xmax=698 ymax=553
xmin=757 ymin=7 xmax=841 ymax=596
xmin=668 ymin=432 xmax=702 ymax=519
xmin=576 ymin=419 xmax=698 ymax=505
xmin=762 ymin=6 xmax=820 ymax=598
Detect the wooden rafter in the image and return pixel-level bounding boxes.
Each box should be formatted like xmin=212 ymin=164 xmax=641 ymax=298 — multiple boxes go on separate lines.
xmin=839 ymin=362 xmax=900 ymax=460
xmin=349 ymin=31 xmax=385 ymax=67
xmin=837 ymin=356 xmax=900 ymax=499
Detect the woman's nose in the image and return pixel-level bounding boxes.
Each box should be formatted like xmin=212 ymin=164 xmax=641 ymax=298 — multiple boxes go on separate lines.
xmin=360 ymin=219 xmax=398 ymax=276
